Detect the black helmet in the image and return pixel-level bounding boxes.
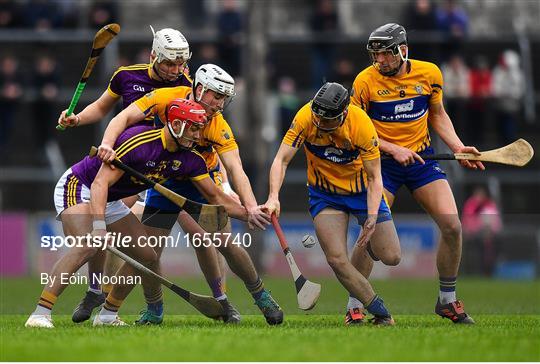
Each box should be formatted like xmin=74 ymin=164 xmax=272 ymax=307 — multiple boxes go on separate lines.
xmin=367 ymin=23 xmax=408 ymax=76
xmin=311 ymin=82 xmax=350 ymax=131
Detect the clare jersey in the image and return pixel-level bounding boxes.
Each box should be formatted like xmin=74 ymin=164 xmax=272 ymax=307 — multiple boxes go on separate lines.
xmin=71 ymin=125 xmax=208 ymax=202
xmin=134 ymin=86 xmax=238 ymax=171
xmin=107 ymin=63 xmax=191 ymax=111
xmin=351 ymin=59 xmax=443 ymax=152
xmin=283 ymin=103 xmax=380 ymax=195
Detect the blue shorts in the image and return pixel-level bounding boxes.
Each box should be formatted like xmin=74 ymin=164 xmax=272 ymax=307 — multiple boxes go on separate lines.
xmin=308 ymin=186 xmax=392 ymax=225
xmin=145 ymin=167 xmax=222 ymax=212
xmin=382 ymin=146 xmax=447 ymax=195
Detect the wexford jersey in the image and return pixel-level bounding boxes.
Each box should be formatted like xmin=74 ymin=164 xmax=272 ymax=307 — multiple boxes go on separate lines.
xmin=107 ymin=63 xmax=191 ymax=111
xmin=71 ymin=125 xmax=208 ymax=202
xmin=134 ymin=86 xmax=238 ymax=171
xmin=283 ymin=103 xmax=380 ymax=195
xmin=351 ymin=59 xmax=444 ymax=152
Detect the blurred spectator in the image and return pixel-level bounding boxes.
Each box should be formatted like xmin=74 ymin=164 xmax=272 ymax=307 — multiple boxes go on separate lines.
xmin=333 ymin=58 xmax=355 ymax=92
xmin=0 ymin=0 xmax=23 ymax=28
xmin=190 ymin=43 xmax=219 ymax=75
xmin=462 ymin=186 xmax=502 ymax=276
xmin=182 ymin=0 xmax=207 ymax=29
xmin=32 ymin=54 xmax=60 ymax=154
xmin=467 ymin=56 xmax=492 ymax=145
xmin=0 ymin=55 xmax=24 ymax=151
xmin=135 ymin=47 xmax=151 ymax=65
xmin=403 ymin=0 xmax=438 ymax=32
xmin=441 ymin=54 xmax=470 ymax=135
xmin=436 ymin=0 xmax=468 ymax=59
xmin=24 ymin=0 xmax=63 ymax=31
xmin=217 ymin=0 xmax=244 ymax=77
xmin=54 ymin=0 xmax=80 ymax=28
xmin=309 ymin=0 xmax=338 ymax=90
xmin=88 ymin=0 xmax=118 ymax=30
xmin=277 ymin=77 xmax=300 ymax=138
xmin=492 ymin=50 xmax=524 ymax=145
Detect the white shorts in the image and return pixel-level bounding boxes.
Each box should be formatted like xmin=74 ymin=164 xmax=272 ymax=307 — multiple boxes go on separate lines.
xmin=54 ymin=168 xmax=131 ymax=225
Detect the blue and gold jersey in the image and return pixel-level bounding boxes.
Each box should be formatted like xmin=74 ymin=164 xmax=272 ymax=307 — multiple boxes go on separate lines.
xmin=283 ymin=103 xmax=380 ymax=195
xmin=351 ymin=59 xmax=443 ymax=152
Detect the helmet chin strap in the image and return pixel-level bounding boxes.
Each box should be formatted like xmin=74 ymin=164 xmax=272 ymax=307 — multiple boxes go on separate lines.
xmin=167 ymin=121 xmax=191 ymax=150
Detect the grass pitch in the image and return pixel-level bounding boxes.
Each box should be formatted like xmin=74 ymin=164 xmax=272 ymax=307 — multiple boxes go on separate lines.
xmin=1 ymin=277 xmax=539 ymax=361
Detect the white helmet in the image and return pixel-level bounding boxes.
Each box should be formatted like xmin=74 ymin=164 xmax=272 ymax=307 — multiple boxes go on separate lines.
xmin=150 ymin=25 xmax=191 ymax=64
xmin=193 ymin=64 xmax=236 ymax=113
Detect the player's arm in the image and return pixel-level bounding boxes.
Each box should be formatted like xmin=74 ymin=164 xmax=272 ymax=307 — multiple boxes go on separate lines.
xmin=263 ymin=143 xmax=298 ymax=218
xmin=218 ymin=156 xmax=240 ymax=203
xmin=89 ymin=163 xmax=124 ymax=237
xmin=97 ymin=103 xmax=146 ymax=163
xmin=192 ymin=176 xmax=248 ymax=222
xmin=428 ymin=102 xmax=484 ymax=170
xmin=356 ymin=157 xmax=383 ymax=247
xmin=58 ymin=90 xmax=118 ymax=128
xmin=219 ymin=149 xmax=271 ymax=229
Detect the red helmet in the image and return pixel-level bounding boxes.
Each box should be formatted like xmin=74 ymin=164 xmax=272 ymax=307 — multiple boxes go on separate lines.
xmin=166 ymin=98 xmax=207 ymax=138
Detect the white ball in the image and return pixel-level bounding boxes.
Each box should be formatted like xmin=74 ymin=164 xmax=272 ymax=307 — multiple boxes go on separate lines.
xmin=301 ymin=235 xmax=316 ymax=248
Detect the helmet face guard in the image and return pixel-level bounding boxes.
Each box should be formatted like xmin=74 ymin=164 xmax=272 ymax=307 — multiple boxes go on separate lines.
xmin=310 ymin=82 xmax=350 ymax=132
xmin=367 ymin=23 xmax=408 ymax=76
xmin=193 ymin=64 xmax=236 ymax=117
xmin=166 ymin=99 xmax=207 ymax=149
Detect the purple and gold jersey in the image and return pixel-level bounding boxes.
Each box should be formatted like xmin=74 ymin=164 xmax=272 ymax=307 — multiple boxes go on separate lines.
xmin=351 ymin=59 xmax=443 ymax=152
xmin=107 ymin=63 xmax=192 ymax=111
xmin=71 ymin=125 xmax=208 ymax=202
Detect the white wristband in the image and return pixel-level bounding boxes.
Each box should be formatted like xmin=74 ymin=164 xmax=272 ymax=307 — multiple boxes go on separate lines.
xmin=92 ymin=220 xmax=106 ymax=231
xmin=222 ymin=182 xmax=233 ymax=195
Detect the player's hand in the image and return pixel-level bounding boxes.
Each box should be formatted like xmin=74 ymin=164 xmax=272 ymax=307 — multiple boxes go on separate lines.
xmin=262 ymin=198 xmax=281 ymax=218
xmin=356 ymin=215 xmax=377 ymax=248
xmin=390 ymin=145 xmax=425 ymax=166
xmin=97 ymin=143 xmax=117 ymax=165
xmin=246 ymin=205 xmax=271 ymax=230
xmin=58 ymin=109 xmax=80 ymax=128
xmin=454 ymin=146 xmax=485 ymax=170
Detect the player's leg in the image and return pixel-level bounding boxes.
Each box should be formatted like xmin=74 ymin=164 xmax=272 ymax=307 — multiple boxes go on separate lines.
xmin=26 ymin=203 xmax=97 ymax=328
xmin=412 ymin=179 xmax=474 ymax=324
xmin=346 ymin=187 xmax=399 ymax=321
xmin=314 ymin=207 xmax=394 ymax=325
xmin=213 ymin=221 xmax=283 ymax=325
xmin=94 ymin=212 xmax=158 ymax=326
xmin=72 ymin=194 xmax=142 ymax=323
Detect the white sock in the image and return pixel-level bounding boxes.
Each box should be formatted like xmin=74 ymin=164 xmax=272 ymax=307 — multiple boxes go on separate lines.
xmin=88 ymin=287 xmax=102 ymax=295
xmin=347 ymin=296 xmax=364 ymax=310
xmin=98 ymin=307 xmax=118 ymax=322
xmin=439 ymin=290 xmax=456 ymax=304
xmin=216 ymin=294 xmax=228 ymax=301
xmin=34 ymin=305 xmax=51 ymax=316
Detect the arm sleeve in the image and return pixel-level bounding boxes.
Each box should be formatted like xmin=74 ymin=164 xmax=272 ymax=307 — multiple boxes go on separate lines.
xmin=282 ymin=108 xmax=309 ymax=148
xmin=351 ymin=74 xmax=370 ymax=112
xmin=133 ymin=90 xmax=158 ymax=117
xmin=355 ymin=112 xmax=380 ymax=161
xmin=188 ymin=153 xmax=210 ymax=181
xmin=211 ymin=117 xmax=238 ymax=155
xmin=107 ymin=68 xmax=124 ymax=99
xmin=430 ymin=64 xmax=444 ymax=105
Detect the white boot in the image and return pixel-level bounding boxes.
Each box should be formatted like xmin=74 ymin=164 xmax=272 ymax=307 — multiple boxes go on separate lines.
xmin=93 ymin=314 xmax=128 ymax=327
xmin=25 ymin=314 xmax=54 ymax=328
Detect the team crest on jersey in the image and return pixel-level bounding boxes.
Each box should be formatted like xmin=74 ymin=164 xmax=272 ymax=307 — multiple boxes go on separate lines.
xmin=222 ymin=130 xmax=231 ymax=140
xmin=146 ymin=161 xmax=156 ymax=167
xmin=415 ymin=84 xmax=423 ymax=94
xmin=289 ymin=120 xmax=296 ymax=130
xmin=145 ymin=91 xmax=155 ymax=98
xmin=371 ymin=137 xmax=379 ymax=147
xmin=342 ymin=140 xmax=352 ymax=150
xmin=172 ymin=160 xmax=182 ymax=171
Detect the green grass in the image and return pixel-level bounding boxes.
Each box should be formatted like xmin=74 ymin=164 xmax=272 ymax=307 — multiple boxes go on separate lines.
xmin=1 ymin=277 xmax=539 ymax=361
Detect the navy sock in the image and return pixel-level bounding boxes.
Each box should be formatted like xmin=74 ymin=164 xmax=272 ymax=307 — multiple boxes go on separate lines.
xmin=147 ymin=300 xmax=163 ymax=316
xmin=366 ymin=295 xmax=390 ymax=318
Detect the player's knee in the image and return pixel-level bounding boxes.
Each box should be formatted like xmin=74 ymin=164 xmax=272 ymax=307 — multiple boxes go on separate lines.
xmin=326 ymin=255 xmax=349 ymax=272
xmin=440 ymin=220 xmax=462 ymax=242
xmin=139 ymin=249 xmax=158 ymax=267
xmin=75 ymin=246 xmax=99 ymax=266
xmin=381 ymin=252 xmax=401 ymax=266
